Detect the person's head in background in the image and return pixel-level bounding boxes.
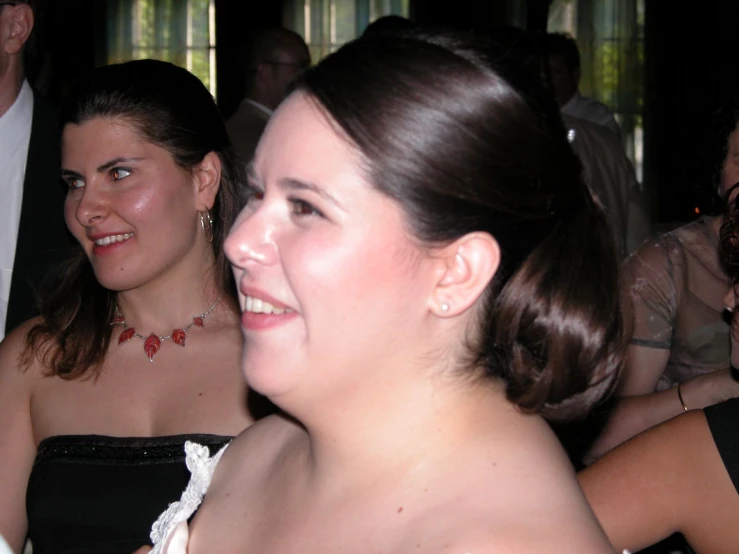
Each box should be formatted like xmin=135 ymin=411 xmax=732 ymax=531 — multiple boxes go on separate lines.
xmin=228 ymin=29 xmax=626 ymax=423
xmin=712 ymin=94 xmax=739 ymax=198
xmin=687 ymin=89 xmax=739 ymax=217
xmin=25 ymin=59 xmax=243 ymax=377
xmin=0 ymin=0 xmax=33 ymax=115
xmin=545 ymin=32 xmax=581 ymax=108
xmin=242 ymin=27 xmax=311 ymax=112
xmin=361 ymin=14 xmax=415 ymax=37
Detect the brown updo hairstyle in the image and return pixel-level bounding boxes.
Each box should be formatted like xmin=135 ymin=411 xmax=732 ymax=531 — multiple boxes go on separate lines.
xmin=294 ymin=30 xmax=626 ymax=422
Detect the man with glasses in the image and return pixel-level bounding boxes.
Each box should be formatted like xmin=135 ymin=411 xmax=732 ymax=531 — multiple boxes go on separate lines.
xmin=0 ymin=0 xmax=70 ymax=342
xmin=226 ymin=27 xmax=311 ymax=166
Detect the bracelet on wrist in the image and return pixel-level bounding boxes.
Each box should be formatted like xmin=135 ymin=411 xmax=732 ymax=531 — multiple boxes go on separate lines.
xmin=677 ymin=382 xmax=689 ymax=412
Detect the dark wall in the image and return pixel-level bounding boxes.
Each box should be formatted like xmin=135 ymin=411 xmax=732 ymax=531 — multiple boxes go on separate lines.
xmin=644 ymin=1 xmax=739 ymax=223
xmin=412 ymin=0 xmax=510 ymax=31
xmin=27 ymin=0 xmax=739 ymax=227
xmin=215 ymin=0 xmax=282 ymax=120
xmin=28 ymin=0 xmax=100 ymax=103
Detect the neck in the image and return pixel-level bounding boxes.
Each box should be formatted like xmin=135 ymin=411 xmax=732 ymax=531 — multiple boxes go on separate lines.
xmin=0 ymin=65 xmax=23 ymax=118
xmin=285 ymin=361 xmax=513 ymax=491
xmin=115 ymin=251 xmax=230 ymax=333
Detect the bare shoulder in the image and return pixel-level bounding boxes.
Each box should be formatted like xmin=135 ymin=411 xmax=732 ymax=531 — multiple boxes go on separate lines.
xmin=0 ymin=318 xmax=48 ymax=550
xmin=577 ymin=410 xmax=731 ymax=552
xmin=438 ymin=524 xmax=615 ymax=554
xmin=209 ymin=413 xmax=303 ymax=488
xmin=414 ymin=420 xmax=613 ymax=553
xmin=0 ymin=317 xmax=48 ymax=386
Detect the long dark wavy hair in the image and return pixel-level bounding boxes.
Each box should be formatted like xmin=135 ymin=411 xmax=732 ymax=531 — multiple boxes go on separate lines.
xmin=22 ymin=59 xmax=244 ymax=379
xmin=720 ymin=184 xmax=739 ymax=280
xmin=294 ymin=30 xmax=627 ymax=422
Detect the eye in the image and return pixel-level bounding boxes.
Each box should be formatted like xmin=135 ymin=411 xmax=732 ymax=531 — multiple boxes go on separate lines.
xmin=245 ymin=184 xmax=264 ymax=204
xmin=64 ymin=176 xmax=84 ymax=190
xmin=289 ymin=197 xmax=323 ymax=218
xmin=111 ymin=167 xmax=132 ymax=180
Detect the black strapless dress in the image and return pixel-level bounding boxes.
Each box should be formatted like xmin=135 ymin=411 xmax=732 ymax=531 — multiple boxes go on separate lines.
xmin=705 ymin=397 xmax=739 ymax=493
xmin=26 ymin=434 xmax=231 ymax=554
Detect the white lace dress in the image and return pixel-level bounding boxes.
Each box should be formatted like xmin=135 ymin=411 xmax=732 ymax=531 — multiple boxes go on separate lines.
xmin=150 ymin=441 xmax=229 ymax=554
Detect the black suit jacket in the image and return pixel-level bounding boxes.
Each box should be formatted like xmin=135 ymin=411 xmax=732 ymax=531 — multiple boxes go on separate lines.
xmin=5 ymin=90 xmax=72 ymax=336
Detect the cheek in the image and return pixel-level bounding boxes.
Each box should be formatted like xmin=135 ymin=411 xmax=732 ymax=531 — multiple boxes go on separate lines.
xmin=292 ymin=232 xmax=417 ymax=321
xmin=127 ymin=182 xmax=186 ymax=232
xmin=129 ymin=183 xmax=163 ymax=218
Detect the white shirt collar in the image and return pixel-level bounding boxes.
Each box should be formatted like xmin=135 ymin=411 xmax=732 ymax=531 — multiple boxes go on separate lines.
xmin=0 ymin=80 xmax=33 ymax=168
xmin=244 ymin=98 xmax=273 ymax=118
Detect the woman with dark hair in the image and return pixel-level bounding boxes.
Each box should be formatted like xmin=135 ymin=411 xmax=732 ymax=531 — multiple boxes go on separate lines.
xmin=149 ymin=30 xmax=626 ymax=553
xmin=579 ymin=185 xmax=739 ymax=554
xmin=585 ymin=95 xmax=739 ymax=463
xmin=0 ymin=59 xmax=254 ymax=553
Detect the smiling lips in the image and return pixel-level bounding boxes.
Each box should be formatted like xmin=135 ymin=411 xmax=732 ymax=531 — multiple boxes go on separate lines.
xmin=92 ymin=232 xmax=134 ymax=246
xmin=241 ymin=295 xmax=296 ymax=330
xmin=244 ymin=296 xmax=293 ymax=315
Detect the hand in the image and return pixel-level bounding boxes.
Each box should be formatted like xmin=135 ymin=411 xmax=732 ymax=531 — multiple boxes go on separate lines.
xmin=131 ymin=547 xmax=152 ymax=554
xmin=687 ymin=367 xmax=739 ymax=408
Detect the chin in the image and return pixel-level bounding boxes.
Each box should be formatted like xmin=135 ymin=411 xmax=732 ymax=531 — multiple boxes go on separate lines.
xmin=91 ymin=268 xmax=146 ymax=293
xmin=241 ymin=351 xmax=298 ymax=400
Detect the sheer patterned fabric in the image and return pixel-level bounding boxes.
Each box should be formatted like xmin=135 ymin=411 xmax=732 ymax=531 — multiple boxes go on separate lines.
xmin=623 ymin=216 xmax=731 ymax=391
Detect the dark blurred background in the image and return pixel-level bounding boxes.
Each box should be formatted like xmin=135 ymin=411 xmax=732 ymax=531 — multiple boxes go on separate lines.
xmin=27 ymin=0 xmax=739 ymax=228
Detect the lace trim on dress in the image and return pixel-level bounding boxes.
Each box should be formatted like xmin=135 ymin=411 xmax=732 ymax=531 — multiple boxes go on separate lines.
xmin=150 ymin=440 xmax=229 ymax=554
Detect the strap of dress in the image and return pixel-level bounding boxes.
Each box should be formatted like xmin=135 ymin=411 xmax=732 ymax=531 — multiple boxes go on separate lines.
xmin=150 ymin=440 xmax=230 ymax=554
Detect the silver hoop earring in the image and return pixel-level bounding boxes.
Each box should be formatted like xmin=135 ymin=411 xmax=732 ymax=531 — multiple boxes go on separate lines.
xmin=200 ymin=209 xmax=214 ymax=243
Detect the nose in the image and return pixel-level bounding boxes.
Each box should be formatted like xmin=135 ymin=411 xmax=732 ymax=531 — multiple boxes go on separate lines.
xmin=224 ymin=205 xmax=278 ymax=269
xmin=75 ymin=184 xmax=110 ymax=227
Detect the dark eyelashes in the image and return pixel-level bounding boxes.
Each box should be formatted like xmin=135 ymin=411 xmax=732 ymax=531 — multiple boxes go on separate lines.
xmin=243 ymin=187 xmax=324 ymax=219
xmin=244 ymin=184 xmax=264 ymax=202
xmin=288 ymin=197 xmax=324 ymax=218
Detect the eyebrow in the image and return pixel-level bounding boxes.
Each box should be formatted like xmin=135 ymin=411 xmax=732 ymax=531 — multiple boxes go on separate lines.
xmin=246 ymin=161 xmax=346 ymax=212
xmin=61 ymin=157 xmax=145 ymax=178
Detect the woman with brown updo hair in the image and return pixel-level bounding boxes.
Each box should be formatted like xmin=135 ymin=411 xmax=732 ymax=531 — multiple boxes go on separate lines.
xmin=148 ymin=29 xmax=627 ymax=553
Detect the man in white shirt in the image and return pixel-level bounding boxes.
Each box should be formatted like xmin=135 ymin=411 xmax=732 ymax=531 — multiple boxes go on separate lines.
xmin=225 ymin=27 xmax=310 ymax=166
xmin=0 ymin=0 xmax=70 ymax=341
xmin=546 ymin=32 xmax=621 ymax=137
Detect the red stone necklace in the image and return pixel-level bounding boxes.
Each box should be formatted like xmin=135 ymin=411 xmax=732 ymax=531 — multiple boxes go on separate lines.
xmin=111 ymin=295 xmax=222 ymax=362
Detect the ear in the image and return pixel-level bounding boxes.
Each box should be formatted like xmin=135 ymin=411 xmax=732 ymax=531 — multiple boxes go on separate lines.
xmin=428 ymin=232 xmax=501 ymax=317
xmin=192 ymin=151 xmax=222 ymax=211
xmin=2 ymin=3 xmax=33 ymax=56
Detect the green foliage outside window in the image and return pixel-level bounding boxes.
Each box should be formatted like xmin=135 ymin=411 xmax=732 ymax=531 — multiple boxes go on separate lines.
xmin=107 ymin=0 xmax=216 ymax=96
